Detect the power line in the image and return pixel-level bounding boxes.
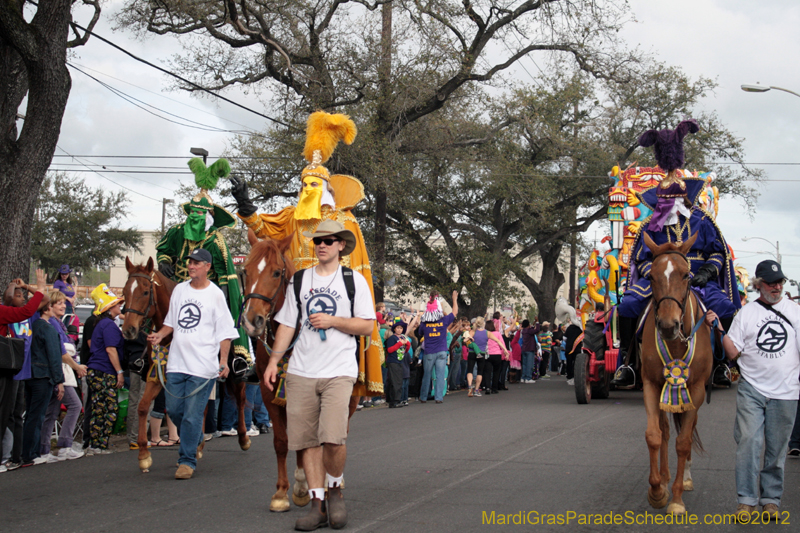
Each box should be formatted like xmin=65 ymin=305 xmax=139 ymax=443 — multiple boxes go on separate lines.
xmin=48 ymin=154 xmax=800 ymax=165
xmin=69 ymin=61 xmax=265 ymax=135
xmin=69 ymin=21 xmax=301 ymax=132
xmin=68 ymin=63 xmax=266 ymax=138
xmin=55 ymin=147 xmax=167 ymax=202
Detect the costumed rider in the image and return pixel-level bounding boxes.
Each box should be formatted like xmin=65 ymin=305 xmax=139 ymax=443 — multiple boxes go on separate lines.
xmin=229 ymin=111 xmax=384 ymax=399
xmin=156 ymin=157 xmax=252 ymax=379
xmin=612 ymin=119 xmax=741 ymax=389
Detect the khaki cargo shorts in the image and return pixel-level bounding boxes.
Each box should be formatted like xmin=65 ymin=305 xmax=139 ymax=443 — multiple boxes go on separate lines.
xmin=285 ymin=373 xmax=357 ymax=450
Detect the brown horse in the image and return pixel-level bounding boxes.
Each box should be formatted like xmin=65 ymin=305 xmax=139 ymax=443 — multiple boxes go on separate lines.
xmin=240 ymin=231 xmax=309 ymax=512
xmin=640 ymin=232 xmax=712 ymax=516
xmin=121 ymin=257 xmax=252 ymax=473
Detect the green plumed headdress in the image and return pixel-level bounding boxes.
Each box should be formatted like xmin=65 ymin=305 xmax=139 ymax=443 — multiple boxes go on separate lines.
xmin=182 ymin=157 xmax=235 ymax=229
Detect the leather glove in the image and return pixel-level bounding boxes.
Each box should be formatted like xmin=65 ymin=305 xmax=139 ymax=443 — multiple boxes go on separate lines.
xmin=229 ymin=176 xmax=256 ymax=217
xmin=158 ymin=262 xmax=175 ymax=279
xmin=691 ymin=264 xmax=717 ymax=288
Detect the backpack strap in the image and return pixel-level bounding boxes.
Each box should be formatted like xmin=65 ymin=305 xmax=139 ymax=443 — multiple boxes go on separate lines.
xmin=293 ymin=269 xmax=306 ymax=332
xmin=341 ymin=267 xmax=356 ymax=319
xmin=340 ymin=267 xmax=362 ymax=361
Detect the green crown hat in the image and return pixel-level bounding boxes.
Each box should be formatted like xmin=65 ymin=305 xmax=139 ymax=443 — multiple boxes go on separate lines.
xmin=181 ymin=157 xmax=235 ymax=229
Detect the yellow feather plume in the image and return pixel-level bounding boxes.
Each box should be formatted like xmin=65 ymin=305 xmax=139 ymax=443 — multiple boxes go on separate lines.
xmin=303 ymin=111 xmax=357 ymax=164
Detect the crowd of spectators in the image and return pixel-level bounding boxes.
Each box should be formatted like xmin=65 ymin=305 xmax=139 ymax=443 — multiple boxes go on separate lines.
xmin=0 ymin=274 xmax=271 ymax=472
xmin=364 ymin=298 xmax=581 ymax=409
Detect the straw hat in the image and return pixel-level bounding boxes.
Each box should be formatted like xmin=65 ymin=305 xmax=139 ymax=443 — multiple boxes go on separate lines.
xmin=302 ymin=219 xmax=357 ymax=256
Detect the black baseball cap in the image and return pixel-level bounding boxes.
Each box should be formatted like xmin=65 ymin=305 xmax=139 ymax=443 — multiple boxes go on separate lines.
xmin=187 ymin=248 xmax=212 ymax=264
xmin=755 ymin=260 xmax=785 ymax=284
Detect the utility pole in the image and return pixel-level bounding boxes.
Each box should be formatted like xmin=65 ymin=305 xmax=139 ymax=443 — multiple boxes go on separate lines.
xmin=373 ymin=0 xmax=393 ymax=302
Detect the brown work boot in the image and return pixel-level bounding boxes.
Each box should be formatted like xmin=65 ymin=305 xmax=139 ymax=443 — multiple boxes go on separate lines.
xmin=327 ymin=486 xmax=347 ymax=529
xmin=295 ymin=498 xmax=328 ymax=531
xmin=175 ymin=464 xmax=194 ymax=480
xmin=762 ymin=503 xmax=779 ymax=522
xmin=735 ymin=503 xmax=756 ymax=523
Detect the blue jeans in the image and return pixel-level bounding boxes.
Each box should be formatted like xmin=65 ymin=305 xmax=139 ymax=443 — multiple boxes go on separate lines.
xmin=22 ymin=378 xmax=52 ymax=463
xmin=401 ymin=378 xmax=409 ymax=402
xmin=521 ymin=351 xmax=535 ymax=381
xmin=734 ymin=378 xmax=798 ymax=506
xmin=165 ymin=372 xmax=216 ymax=469
xmin=420 ymin=351 xmax=447 ymax=402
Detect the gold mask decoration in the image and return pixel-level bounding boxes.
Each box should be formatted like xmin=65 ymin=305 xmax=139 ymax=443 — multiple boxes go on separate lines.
xmin=296 ymin=176 xmax=324 ymax=220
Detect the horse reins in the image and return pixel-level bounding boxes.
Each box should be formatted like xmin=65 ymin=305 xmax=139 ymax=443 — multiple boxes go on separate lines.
xmin=651 ymin=251 xmax=701 ymax=344
xmin=238 ymin=250 xmax=302 ymax=356
xmin=122 ymin=272 xmax=161 ymax=333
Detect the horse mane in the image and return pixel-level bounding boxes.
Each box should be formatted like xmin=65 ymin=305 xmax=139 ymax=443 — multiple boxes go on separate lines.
xmin=127 ymin=262 xmax=177 ymax=291
xmin=245 ymin=238 xmax=296 ymax=278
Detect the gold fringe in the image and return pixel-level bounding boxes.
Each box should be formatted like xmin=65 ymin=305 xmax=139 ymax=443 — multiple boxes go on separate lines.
xmin=659 ymin=402 xmax=696 ymax=413
xmin=271 ymin=397 xmax=286 ymax=407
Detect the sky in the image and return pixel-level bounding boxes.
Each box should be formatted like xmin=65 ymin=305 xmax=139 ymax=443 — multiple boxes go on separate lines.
xmin=50 ymin=0 xmax=800 ymax=294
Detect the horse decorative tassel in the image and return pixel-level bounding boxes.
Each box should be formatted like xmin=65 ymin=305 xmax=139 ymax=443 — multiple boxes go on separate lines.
xmin=655 ymin=329 xmax=697 ymax=412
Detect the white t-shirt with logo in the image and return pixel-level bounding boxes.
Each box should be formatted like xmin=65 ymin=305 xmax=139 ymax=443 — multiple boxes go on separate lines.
xmin=728 ymin=298 xmax=800 ymax=400
xmin=164 ymin=281 xmax=239 ymax=379
xmin=275 ymin=266 xmax=375 ymax=379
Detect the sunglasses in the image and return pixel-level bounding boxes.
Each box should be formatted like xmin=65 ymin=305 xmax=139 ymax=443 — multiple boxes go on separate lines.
xmin=312 ymin=237 xmax=341 ymax=246
xmin=764 ymin=279 xmax=786 ymax=287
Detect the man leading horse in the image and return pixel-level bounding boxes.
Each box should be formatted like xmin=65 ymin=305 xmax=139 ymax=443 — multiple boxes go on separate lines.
xmin=613 ymin=120 xmax=741 ymax=389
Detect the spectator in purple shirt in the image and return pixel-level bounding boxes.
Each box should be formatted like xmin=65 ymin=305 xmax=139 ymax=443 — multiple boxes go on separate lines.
xmin=52 ymin=264 xmax=76 ymax=314
xmin=418 ymin=291 xmax=459 ymax=404
xmin=86 ymin=290 xmax=125 ymax=454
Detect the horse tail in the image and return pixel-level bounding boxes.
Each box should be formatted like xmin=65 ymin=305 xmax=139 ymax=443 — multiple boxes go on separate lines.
xmin=672 ymin=412 xmax=705 ymax=455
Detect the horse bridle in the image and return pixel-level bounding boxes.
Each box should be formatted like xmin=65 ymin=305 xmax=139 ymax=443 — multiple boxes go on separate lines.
xmin=123 ymin=272 xmax=160 ymax=319
xmin=239 ymin=251 xmax=289 ymax=339
xmin=651 ymin=250 xmax=695 ymax=342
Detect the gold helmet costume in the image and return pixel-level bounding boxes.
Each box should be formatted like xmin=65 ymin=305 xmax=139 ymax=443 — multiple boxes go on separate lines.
xmin=236 ymin=111 xmax=384 ymax=395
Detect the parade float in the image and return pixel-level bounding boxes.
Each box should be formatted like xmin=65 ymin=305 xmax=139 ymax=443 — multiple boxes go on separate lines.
xmin=572 ymin=164 xmax=735 ymax=404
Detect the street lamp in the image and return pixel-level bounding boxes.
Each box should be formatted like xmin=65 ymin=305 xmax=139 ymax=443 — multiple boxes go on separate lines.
xmin=161 ymin=198 xmax=174 ymax=233
xmin=741 ymin=84 xmax=800 ymax=99
xmin=742 ymin=236 xmax=781 ymax=263
xmin=190 ymin=147 xmax=209 ymax=164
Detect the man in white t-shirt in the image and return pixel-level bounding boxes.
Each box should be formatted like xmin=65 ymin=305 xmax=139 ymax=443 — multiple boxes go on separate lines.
xmin=706 ymin=259 xmax=800 ymax=522
xmin=265 ymin=220 xmax=375 ymax=531
xmin=148 ymin=248 xmax=239 ymax=480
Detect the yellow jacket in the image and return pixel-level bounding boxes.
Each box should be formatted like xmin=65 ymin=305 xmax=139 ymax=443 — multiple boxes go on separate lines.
xmin=239 ymin=174 xmax=384 ymax=395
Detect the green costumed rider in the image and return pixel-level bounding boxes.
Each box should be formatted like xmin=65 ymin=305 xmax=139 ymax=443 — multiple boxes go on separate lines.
xmin=156 ymin=157 xmax=252 ymax=378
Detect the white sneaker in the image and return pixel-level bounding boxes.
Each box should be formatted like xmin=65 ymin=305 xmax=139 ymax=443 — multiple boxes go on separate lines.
xmin=246 ymin=426 xmax=259 ymax=437
xmin=59 ymin=447 xmax=84 ymax=460
xmin=566 ymin=379 xmax=574 ymax=386
xmin=32 ymin=456 xmax=49 ymax=465
xmin=373 ymin=398 xmax=386 ymax=405
xmin=220 ymin=429 xmax=238 ymax=437
xmin=204 ymin=433 xmax=214 ymax=442
xmin=86 ymin=447 xmax=112 ymax=456
xmin=47 ymin=453 xmax=65 ymax=463
xmin=0 ymin=463 xmax=6 ymax=473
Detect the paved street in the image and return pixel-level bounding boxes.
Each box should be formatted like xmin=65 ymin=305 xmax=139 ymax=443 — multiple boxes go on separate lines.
xmin=3 ymin=376 xmax=798 ymax=532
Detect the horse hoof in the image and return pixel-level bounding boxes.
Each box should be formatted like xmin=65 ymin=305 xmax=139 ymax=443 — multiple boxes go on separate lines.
xmin=667 ymin=503 xmax=686 ymax=516
xmin=270 ymin=497 xmax=291 ymax=513
xmin=293 ymin=491 xmax=311 ymax=507
xmin=683 ymin=479 xmax=694 ymax=491
xmin=648 ymin=489 xmax=669 ymax=509
xmin=241 ymin=438 xmax=251 ymax=451
xmin=139 ymin=456 xmax=153 ymax=472
xmin=196 ymin=448 xmax=203 ymax=460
